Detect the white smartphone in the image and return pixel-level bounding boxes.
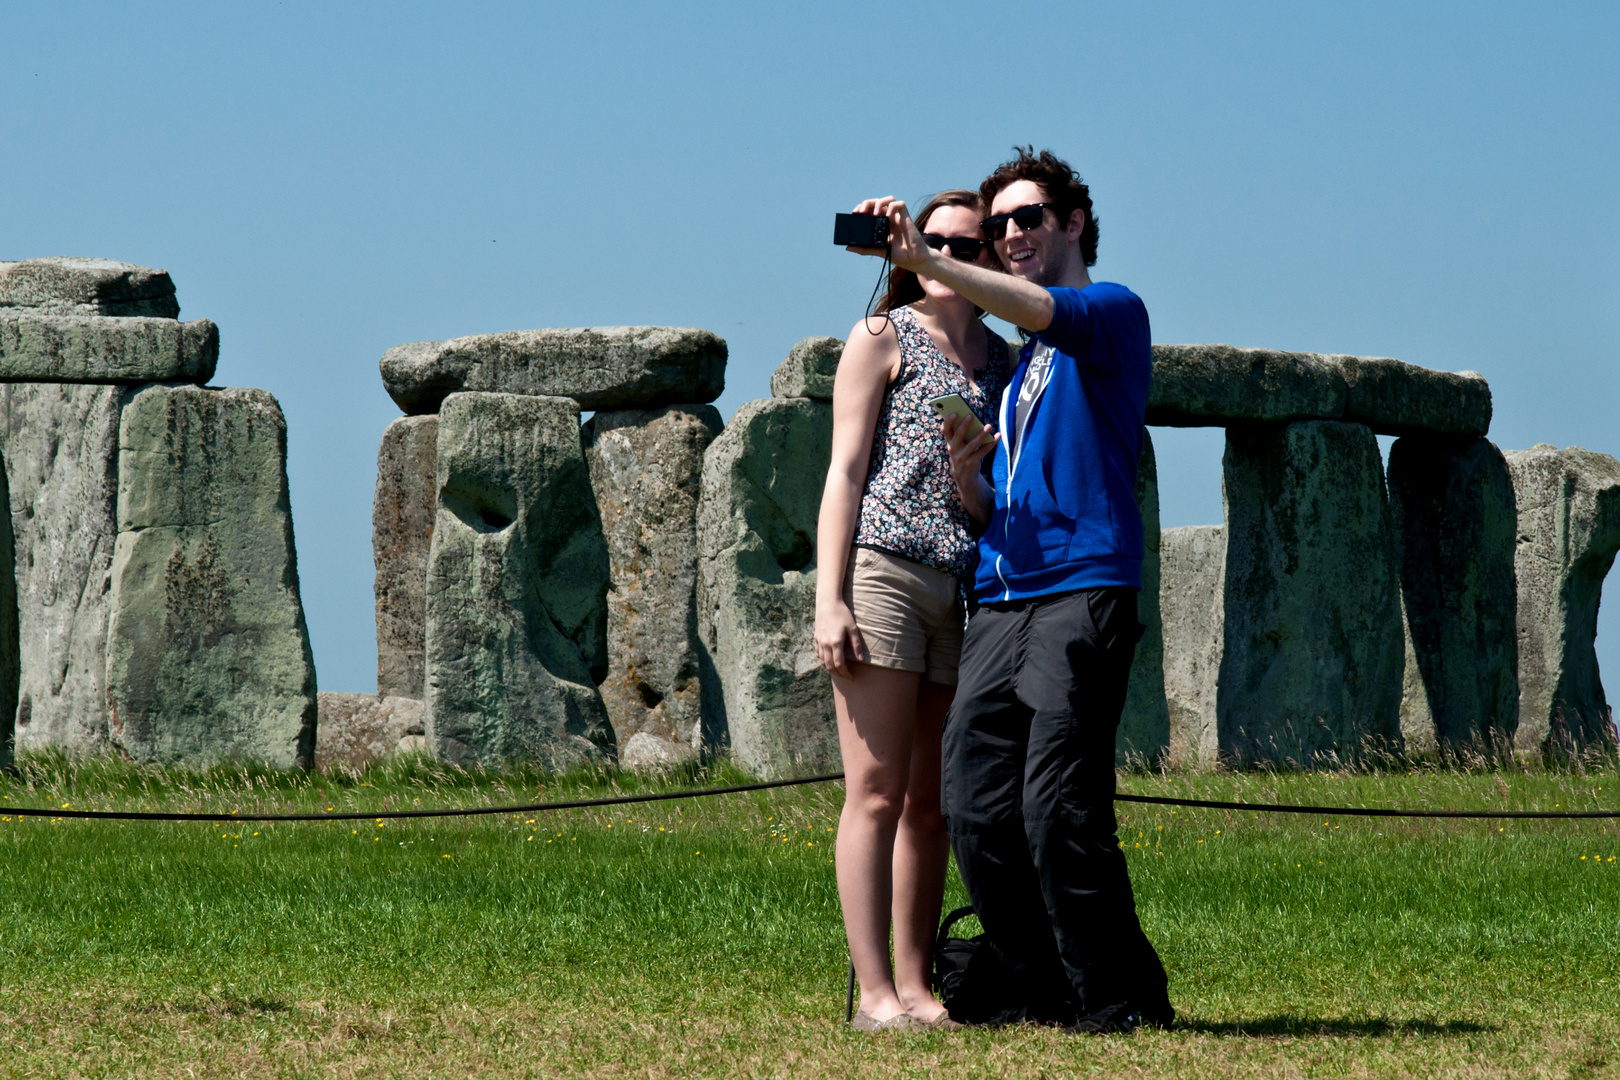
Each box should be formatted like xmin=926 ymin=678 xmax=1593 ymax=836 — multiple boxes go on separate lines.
xmin=927 ymin=393 xmax=983 ymax=440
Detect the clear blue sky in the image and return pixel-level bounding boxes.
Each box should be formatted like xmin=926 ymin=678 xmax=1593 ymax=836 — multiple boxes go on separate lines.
xmin=5 ymin=1 xmax=1617 ymax=698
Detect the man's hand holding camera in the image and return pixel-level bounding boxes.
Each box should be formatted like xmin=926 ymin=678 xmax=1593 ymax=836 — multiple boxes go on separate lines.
xmin=844 ymin=197 xmax=932 ymax=271
xmin=845 ymin=197 xmax=1058 ymax=334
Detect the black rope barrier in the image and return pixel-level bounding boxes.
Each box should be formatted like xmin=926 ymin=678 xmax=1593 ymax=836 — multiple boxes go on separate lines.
xmin=0 ymin=772 xmax=847 ymax=822
xmin=1 ymin=772 xmax=1616 ymax=822
xmin=1112 ymin=791 xmax=1620 ymax=819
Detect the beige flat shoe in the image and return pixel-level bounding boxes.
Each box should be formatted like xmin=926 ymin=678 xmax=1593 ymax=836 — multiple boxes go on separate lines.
xmin=850 ymin=1011 xmax=924 ymax=1032
xmin=912 ymin=1012 xmax=964 ymax=1031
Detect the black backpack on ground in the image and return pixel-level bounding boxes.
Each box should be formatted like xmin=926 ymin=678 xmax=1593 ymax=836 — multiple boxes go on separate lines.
xmin=930 ymin=906 xmax=1046 ymax=1026
xmin=929 ymin=906 xmax=1174 ymax=1031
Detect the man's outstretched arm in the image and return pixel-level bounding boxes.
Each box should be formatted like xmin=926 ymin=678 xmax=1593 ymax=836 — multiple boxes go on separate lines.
xmin=849 ymin=197 xmax=1055 ymax=332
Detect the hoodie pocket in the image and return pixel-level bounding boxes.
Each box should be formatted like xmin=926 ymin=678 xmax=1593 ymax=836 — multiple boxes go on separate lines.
xmin=1032 ymin=456 xmax=1079 ymax=564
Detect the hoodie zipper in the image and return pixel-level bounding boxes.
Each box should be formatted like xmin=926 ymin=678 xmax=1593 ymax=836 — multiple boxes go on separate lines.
xmin=995 ymin=383 xmax=1013 ymax=600
xmin=997 ymin=344 xmax=1055 ymax=602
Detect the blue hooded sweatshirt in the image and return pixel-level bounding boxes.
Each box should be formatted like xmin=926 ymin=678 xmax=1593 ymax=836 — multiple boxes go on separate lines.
xmin=974 ymin=282 xmax=1151 ymax=604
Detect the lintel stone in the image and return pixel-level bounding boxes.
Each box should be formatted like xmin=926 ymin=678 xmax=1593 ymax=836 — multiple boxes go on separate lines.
xmin=0 ymin=257 xmax=180 ymax=319
xmin=1330 ymin=355 xmax=1491 ymax=437
xmin=0 ymin=314 xmax=218 ymax=384
xmin=381 ymin=326 xmax=726 ymax=414
xmin=1147 ymin=344 xmax=1490 ymax=437
xmin=1147 ymin=344 xmax=1346 ymax=427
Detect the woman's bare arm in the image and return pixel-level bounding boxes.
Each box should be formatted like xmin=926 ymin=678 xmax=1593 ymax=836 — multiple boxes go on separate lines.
xmin=813 ymin=319 xmax=898 ymax=677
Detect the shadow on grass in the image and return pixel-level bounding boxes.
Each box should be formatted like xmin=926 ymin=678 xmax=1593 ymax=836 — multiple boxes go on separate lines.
xmin=1178 ymin=1015 xmax=1494 ymax=1038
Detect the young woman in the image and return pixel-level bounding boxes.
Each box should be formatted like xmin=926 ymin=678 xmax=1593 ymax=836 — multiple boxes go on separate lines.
xmin=815 ymin=190 xmax=1010 ymax=1031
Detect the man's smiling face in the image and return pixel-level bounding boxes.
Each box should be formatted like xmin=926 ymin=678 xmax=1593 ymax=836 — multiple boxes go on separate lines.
xmin=990 ymin=178 xmax=1077 ymax=287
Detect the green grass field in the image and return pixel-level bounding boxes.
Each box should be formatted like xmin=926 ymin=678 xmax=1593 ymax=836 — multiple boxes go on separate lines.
xmin=0 ymin=754 xmax=1616 ymax=1079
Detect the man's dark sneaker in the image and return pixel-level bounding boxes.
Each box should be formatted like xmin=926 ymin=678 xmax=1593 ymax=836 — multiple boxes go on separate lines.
xmin=1072 ymin=1001 xmax=1144 ymax=1034
xmin=1135 ymin=999 xmax=1175 ymax=1030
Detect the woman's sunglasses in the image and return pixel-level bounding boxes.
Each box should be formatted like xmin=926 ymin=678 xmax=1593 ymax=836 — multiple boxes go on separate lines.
xmin=922 ymin=233 xmax=989 ymax=261
xmin=979 ymin=202 xmax=1056 ymax=240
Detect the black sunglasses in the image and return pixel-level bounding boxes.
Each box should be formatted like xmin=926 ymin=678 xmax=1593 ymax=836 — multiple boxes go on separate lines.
xmin=979 ymin=202 xmax=1056 ymax=240
xmin=922 ymin=233 xmax=989 ymax=261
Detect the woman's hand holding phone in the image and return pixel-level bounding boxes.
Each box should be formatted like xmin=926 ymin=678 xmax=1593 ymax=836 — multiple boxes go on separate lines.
xmin=942 ymin=412 xmax=998 ymax=480
xmin=941 ymin=412 xmax=999 ymax=528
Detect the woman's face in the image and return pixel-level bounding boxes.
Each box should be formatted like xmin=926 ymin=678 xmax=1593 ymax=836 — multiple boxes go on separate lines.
xmin=914 ymin=204 xmax=992 ymax=305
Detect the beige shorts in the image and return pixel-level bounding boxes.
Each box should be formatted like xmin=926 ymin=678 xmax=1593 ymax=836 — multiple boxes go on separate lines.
xmin=841 ymin=546 xmax=965 ymax=686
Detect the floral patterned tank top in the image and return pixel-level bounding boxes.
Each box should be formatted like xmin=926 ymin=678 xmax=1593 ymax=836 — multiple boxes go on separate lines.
xmin=851 ymin=305 xmax=1011 ymax=579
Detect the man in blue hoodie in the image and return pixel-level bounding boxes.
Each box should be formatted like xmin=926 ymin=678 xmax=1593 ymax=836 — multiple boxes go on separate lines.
xmin=850 ymin=148 xmax=1171 ymax=1031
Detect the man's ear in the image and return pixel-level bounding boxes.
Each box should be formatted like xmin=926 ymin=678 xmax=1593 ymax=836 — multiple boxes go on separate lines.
xmin=1065 ymin=209 xmax=1086 ymax=241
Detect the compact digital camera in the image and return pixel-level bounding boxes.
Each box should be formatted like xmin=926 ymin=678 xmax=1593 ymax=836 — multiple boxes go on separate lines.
xmin=833 ymin=212 xmax=889 ymax=248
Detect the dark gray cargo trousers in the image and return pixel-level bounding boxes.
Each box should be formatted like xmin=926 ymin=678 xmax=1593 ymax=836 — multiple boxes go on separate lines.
xmin=941 ymin=586 xmax=1170 ymax=1021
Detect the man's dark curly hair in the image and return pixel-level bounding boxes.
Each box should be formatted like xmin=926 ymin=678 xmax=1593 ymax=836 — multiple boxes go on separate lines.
xmin=979 ymin=146 xmax=1099 ymax=267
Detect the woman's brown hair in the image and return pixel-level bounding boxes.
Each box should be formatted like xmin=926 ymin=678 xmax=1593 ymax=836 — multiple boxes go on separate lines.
xmin=874 ymin=189 xmax=984 ymax=314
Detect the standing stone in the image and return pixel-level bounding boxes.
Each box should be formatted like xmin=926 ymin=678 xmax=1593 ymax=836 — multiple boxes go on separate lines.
xmin=1387 ymin=437 xmax=1519 ymax=758
xmin=106 ymin=384 xmax=318 ymax=767
xmin=0 ymin=257 xmax=180 ymax=318
xmin=0 ymin=463 xmax=16 ymax=769
xmin=423 ymin=392 xmax=613 ymax=768
xmin=1216 ymin=421 xmax=1405 ymax=766
xmin=584 ymin=405 xmax=723 ymax=766
xmin=373 ymin=415 xmax=438 ymax=698
xmin=0 ymin=384 xmax=122 ymax=754
xmin=1118 ymin=430 xmax=1170 ymax=766
xmin=697 ymin=397 xmax=834 ymax=778
xmin=768 ymin=337 xmax=842 ymax=400
xmin=1505 ymin=444 xmax=1620 ymax=757
xmin=381 ymin=327 xmax=726 ymax=415
xmin=1159 ymin=525 xmax=1226 ymax=769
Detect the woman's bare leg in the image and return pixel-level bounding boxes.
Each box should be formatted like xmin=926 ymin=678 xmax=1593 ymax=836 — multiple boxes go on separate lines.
xmin=892 ymin=678 xmax=953 ymax=1021
xmin=833 ymin=662 xmax=923 ymax=1022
